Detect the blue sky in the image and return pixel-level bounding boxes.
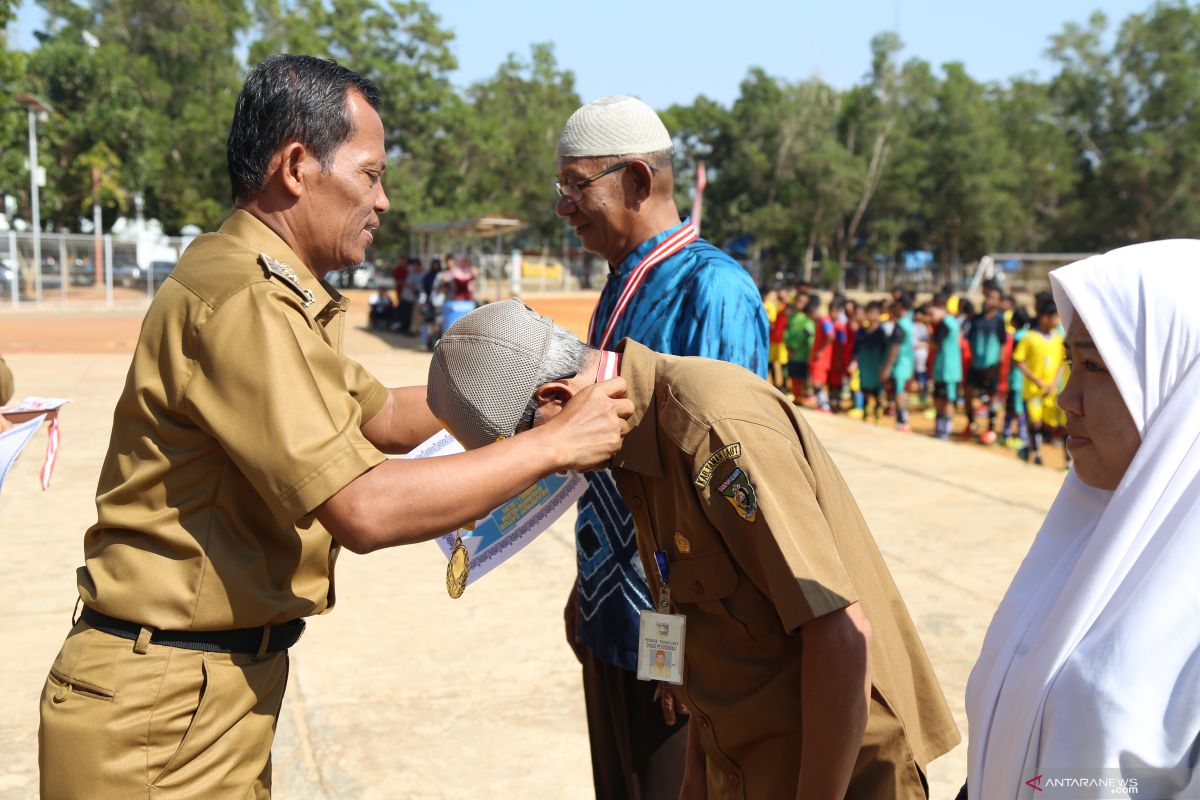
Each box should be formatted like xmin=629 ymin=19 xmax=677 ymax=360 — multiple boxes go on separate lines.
xmin=10 ymin=0 xmax=1149 ymax=109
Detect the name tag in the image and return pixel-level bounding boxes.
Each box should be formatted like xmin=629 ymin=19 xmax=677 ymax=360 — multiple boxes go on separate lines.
xmin=636 ymin=609 xmax=686 ymax=685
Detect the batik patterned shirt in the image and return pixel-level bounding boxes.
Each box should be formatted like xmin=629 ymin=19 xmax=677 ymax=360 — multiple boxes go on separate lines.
xmin=576 ymin=220 xmax=768 ymax=670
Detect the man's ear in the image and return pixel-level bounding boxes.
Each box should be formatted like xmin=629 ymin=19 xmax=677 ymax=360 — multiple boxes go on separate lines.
xmin=276 ymin=142 xmax=309 ymax=199
xmin=627 ymin=161 xmax=655 ymax=202
xmin=533 ymin=380 xmax=575 ymax=407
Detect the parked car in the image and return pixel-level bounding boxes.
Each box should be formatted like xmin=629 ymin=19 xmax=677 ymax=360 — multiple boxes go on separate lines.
xmin=114 ymin=260 xmax=175 ymax=289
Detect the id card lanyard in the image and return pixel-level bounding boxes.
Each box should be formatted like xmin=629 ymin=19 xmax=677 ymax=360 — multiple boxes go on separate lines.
xmin=636 ymin=549 xmax=686 ymax=685
xmin=653 ymin=550 xmax=672 ymax=610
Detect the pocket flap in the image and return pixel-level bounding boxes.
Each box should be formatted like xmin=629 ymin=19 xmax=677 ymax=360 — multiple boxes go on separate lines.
xmin=669 ymin=552 xmax=738 ymax=602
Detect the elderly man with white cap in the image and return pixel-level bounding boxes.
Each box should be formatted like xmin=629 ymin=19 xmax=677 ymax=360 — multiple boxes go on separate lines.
xmin=554 ymin=96 xmax=769 ymax=798
xmin=427 ymin=300 xmax=960 ymax=800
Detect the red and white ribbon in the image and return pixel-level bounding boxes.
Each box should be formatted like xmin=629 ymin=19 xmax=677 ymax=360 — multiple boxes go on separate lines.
xmin=39 ymin=416 xmax=60 ymax=490
xmin=595 ymin=351 xmax=622 ymax=383
xmin=588 ymin=223 xmax=698 ymax=350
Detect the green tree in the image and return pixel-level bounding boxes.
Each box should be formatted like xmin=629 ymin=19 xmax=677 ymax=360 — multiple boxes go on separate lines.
xmin=0 ymin=0 xmax=32 ymax=218
xmin=922 ymin=63 xmax=1019 ymax=267
xmin=458 ymin=42 xmax=580 ymax=242
xmin=251 ymin=0 xmax=463 ymax=256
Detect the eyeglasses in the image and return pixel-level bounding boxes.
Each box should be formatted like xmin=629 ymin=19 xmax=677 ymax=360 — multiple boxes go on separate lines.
xmin=554 ymin=161 xmax=633 ymax=200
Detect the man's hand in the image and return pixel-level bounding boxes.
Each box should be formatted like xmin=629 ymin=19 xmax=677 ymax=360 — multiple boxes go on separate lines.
xmin=539 ymin=378 xmax=632 ymax=472
xmin=564 ymin=580 xmax=585 ymax=664
xmin=653 ymin=682 xmax=689 ymax=725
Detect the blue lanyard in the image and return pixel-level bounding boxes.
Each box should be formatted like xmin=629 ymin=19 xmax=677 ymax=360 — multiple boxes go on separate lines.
xmin=653 ymin=550 xmax=671 ymax=611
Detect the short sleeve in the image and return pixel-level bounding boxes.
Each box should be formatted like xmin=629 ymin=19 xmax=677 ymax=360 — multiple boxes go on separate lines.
xmin=184 ymin=286 xmax=386 ymax=522
xmin=694 ymin=418 xmax=857 ymax=633
xmin=0 ymin=356 xmax=12 ymax=405
xmin=1013 ymin=335 xmax=1030 ymax=364
xmin=342 ymin=355 xmax=387 ymax=424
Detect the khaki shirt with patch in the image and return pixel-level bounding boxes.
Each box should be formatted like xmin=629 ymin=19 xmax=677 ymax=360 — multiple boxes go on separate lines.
xmin=610 ymin=340 xmax=960 ymax=800
xmin=77 ymin=210 xmax=388 ymax=630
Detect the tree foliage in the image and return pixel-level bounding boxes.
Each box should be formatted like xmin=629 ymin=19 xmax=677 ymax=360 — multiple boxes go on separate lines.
xmin=4 ymin=0 xmax=1200 ymax=268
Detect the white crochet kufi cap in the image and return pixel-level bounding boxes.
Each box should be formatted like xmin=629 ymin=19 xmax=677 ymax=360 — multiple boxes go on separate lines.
xmin=556 ymin=95 xmax=672 ymax=158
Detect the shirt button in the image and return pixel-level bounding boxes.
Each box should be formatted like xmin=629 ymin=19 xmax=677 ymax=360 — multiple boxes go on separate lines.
xmin=52 ymin=685 xmax=69 ymax=703
xmin=730 ymin=774 xmax=740 ymax=786
xmin=630 ymin=497 xmax=643 ymax=509
xmin=699 ymin=717 xmax=709 ymax=729
xmin=692 ymin=581 xmax=704 ymax=596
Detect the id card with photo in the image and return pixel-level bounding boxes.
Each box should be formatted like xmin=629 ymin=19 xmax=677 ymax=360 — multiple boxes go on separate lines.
xmin=636 ymin=610 xmax=686 ymax=685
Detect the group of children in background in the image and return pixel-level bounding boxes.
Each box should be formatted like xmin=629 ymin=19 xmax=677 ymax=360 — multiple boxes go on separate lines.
xmin=763 ymin=280 xmax=1070 ymax=468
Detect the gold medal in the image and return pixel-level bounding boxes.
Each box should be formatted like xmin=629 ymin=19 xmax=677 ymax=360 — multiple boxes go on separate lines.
xmin=446 ymin=531 xmax=470 ymax=599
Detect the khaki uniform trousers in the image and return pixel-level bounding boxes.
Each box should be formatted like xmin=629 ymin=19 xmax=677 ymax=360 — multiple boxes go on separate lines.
xmin=39 ymin=621 xmax=288 ymax=799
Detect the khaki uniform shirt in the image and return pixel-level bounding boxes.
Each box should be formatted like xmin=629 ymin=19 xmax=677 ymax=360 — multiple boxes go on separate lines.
xmin=610 ymin=340 xmax=960 ymax=800
xmin=0 ymin=355 xmax=12 ymax=405
xmin=78 ymin=210 xmax=388 ymax=630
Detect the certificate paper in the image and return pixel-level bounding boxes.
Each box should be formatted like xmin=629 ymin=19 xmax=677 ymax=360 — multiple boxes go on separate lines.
xmin=0 ymin=414 xmax=47 ymax=494
xmin=405 ymin=430 xmax=586 ymax=589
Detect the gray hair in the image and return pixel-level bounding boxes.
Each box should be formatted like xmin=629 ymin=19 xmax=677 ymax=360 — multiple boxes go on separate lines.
xmin=517 ymin=325 xmax=592 ymax=431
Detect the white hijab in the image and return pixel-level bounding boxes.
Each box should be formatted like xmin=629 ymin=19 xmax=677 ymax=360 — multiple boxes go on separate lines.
xmin=965 ymin=240 xmax=1200 ymax=799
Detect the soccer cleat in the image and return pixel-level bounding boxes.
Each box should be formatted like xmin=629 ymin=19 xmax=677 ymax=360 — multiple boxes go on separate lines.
xmin=1033 ymin=454 xmax=1044 ymax=466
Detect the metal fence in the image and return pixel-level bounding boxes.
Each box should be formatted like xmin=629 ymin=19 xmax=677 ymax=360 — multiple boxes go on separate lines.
xmin=1 ymin=231 xmax=193 ymax=309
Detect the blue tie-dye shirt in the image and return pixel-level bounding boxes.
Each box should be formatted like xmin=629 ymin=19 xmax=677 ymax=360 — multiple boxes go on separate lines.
xmin=575 ymin=220 xmax=768 ymax=671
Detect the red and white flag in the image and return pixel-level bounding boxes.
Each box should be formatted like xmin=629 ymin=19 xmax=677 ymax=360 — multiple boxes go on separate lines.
xmin=691 ymin=160 xmax=708 ymax=235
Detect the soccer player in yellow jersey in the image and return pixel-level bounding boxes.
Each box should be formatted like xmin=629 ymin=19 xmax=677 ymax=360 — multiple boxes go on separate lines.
xmin=1013 ymin=299 xmax=1067 ymax=466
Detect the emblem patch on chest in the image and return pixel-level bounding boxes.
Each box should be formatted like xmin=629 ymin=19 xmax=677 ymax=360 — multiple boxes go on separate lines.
xmin=717 ymin=467 xmax=758 ymax=523
xmin=694 ymin=442 xmax=742 ymax=488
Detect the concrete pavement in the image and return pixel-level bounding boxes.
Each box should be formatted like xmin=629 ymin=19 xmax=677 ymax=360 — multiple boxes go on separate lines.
xmin=0 ymin=319 xmax=1063 ymax=799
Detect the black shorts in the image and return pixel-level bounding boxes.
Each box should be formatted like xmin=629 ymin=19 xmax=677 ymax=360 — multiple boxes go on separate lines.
xmin=933 ymin=381 xmax=960 ymax=402
xmin=966 ymin=365 xmax=1000 ymax=394
xmin=787 ymin=360 xmax=809 ymax=380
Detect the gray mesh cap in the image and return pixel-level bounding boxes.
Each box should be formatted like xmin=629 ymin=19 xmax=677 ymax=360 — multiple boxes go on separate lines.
xmin=427 ymin=299 xmax=555 ymax=450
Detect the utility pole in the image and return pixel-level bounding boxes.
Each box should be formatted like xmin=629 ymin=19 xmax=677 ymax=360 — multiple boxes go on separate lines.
xmin=15 ymin=93 xmax=54 ymax=303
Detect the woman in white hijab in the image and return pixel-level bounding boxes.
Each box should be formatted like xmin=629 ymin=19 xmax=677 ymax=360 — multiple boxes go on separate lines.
xmin=964 ymin=240 xmax=1200 ymax=799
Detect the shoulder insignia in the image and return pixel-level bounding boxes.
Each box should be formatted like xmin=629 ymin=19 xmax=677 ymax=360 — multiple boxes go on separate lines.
xmin=694 ymin=442 xmax=742 ymax=489
xmin=717 ymin=467 xmax=758 ymax=523
xmin=259 ymin=253 xmax=315 ymax=307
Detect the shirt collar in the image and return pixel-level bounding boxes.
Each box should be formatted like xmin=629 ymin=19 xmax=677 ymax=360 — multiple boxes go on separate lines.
xmin=218 ymin=209 xmax=342 ymax=317
xmin=612 ymin=217 xmax=691 ymax=275
xmin=610 ymin=339 xmax=664 ymax=477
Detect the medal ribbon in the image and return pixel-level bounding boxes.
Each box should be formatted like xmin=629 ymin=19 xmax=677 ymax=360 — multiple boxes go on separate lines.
xmin=587 ymin=223 xmax=699 ymax=350
xmin=595 ymin=351 xmax=622 ymax=382
xmin=39 ymin=416 xmax=60 ymax=491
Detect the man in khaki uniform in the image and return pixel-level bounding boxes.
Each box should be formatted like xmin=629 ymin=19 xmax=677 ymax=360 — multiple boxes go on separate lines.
xmin=0 ymin=355 xmax=12 ymax=406
xmin=427 ymin=301 xmax=961 ymax=799
xmin=37 ymin=57 xmax=631 ymax=799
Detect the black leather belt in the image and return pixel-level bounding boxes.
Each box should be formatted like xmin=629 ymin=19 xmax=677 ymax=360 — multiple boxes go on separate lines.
xmin=80 ymin=606 xmax=305 ymax=655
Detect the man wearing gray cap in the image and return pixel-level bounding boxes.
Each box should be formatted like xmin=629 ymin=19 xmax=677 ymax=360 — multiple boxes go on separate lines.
xmin=427 ymin=300 xmax=959 ymax=800
xmin=554 ymin=95 xmax=769 ymax=799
